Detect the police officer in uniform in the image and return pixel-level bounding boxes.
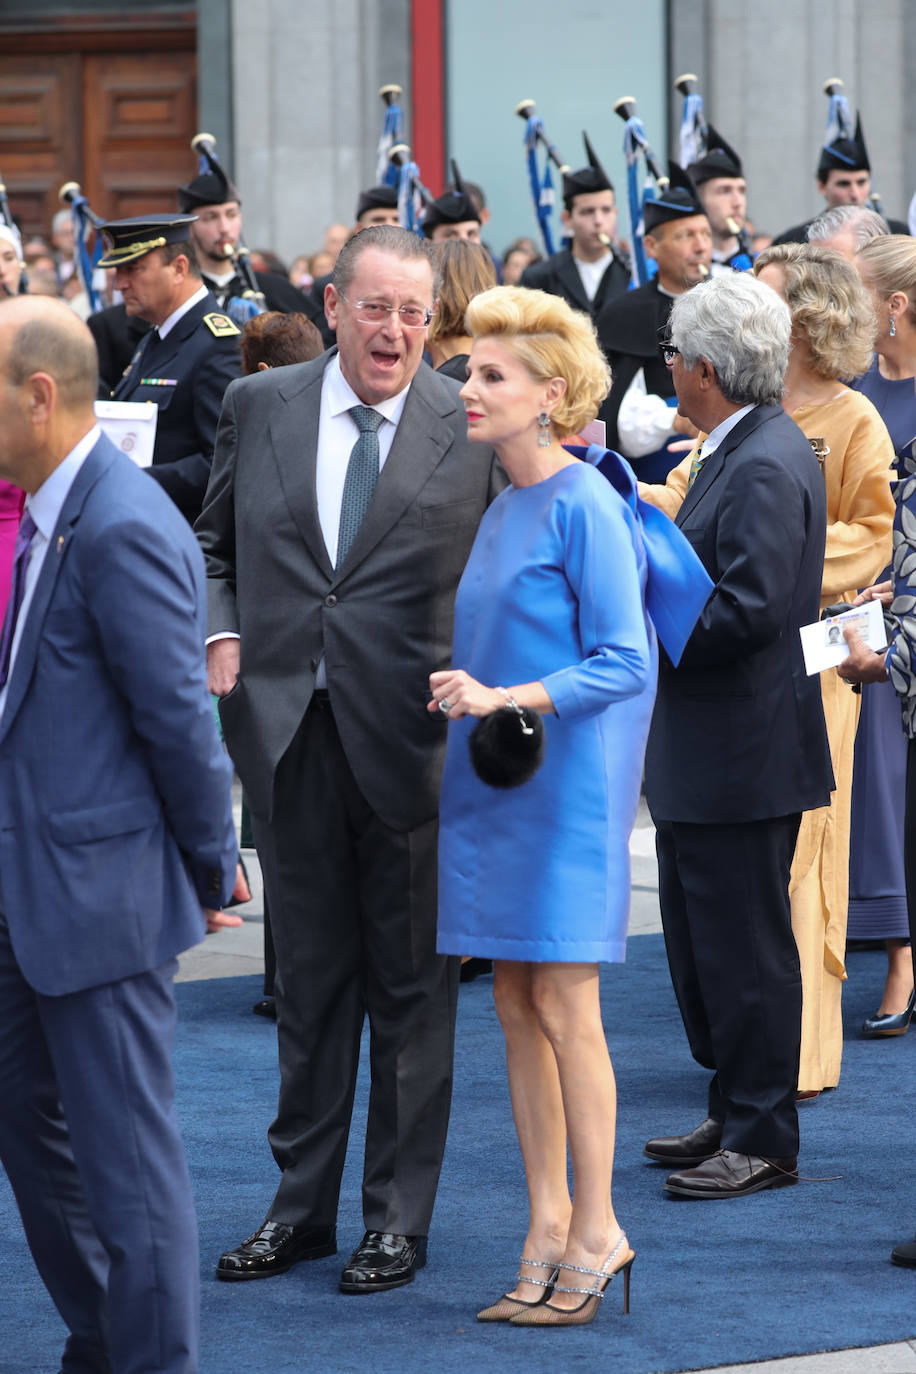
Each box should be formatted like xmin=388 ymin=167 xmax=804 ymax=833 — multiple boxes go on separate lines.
xmin=520 ymin=133 xmax=630 ymax=320
xmin=98 ymin=214 xmax=241 ymax=523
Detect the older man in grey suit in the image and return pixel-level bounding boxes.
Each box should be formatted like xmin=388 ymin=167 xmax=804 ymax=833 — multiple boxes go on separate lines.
xmin=199 ymin=225 xmax=502 ymax=1294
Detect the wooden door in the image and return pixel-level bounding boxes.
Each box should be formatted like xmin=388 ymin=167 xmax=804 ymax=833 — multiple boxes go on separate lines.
xmin=0 ymin=29 xmax=197 ymax=241
xmin=83 ymin=52 xmax=198 ymax=220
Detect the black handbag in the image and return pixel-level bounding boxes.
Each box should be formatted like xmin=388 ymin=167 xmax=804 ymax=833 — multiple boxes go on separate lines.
xmin=468 ymin=695 xmax=545 ymax=789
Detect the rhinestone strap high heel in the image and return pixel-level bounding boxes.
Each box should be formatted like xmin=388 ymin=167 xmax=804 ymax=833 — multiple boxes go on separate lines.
xmin=476 ymin=1258 xmax=560 ymax=1322
xmin=509 ymin=1233 xmax=635 ymax=1326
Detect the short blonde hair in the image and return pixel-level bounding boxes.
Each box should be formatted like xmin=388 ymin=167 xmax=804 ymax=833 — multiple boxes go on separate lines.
xmin=464 ymin=285 xmax=611 ymax=438
xmin=427 ymin=240 xmax=497 ymax=345
xmin=753 ymin=242 xmax=875 ymax=381
xmin=856 ymin=235 xmax=916 ymax=328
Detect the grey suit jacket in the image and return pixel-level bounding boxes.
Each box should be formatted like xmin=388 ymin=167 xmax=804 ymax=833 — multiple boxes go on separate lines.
xmin=196 ymin=352 xmax=503 ymax=831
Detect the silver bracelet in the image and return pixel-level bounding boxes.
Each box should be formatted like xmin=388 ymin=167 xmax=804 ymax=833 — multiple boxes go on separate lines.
xmin=495 ymin=686 xmax=535 ymax=736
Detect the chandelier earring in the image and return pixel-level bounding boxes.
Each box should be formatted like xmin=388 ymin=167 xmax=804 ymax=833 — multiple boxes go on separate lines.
xmin=537 ymin=411 xmax=552 ymax=447
xmin=890 ymin=314 xmax=897 ymax=338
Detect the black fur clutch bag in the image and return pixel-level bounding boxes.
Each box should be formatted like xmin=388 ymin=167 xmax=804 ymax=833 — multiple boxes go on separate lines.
xmin=469 ymin=698 xmax=545 ymax=789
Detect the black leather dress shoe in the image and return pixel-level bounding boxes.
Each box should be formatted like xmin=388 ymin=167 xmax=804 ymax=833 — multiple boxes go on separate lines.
xmin=644 ymin=1116 xmax=723 ymax=1166
xmin=891 ymin=1238 xmax=916 ymax=1268
xmin=216 ymin=1220 xmax=336 ymax=1280
xmin=863 ymin=988 xmax=916 ymax=1038
xmin=252 ymin=998 xmax=277 ymax=1020
xmin=339 ymin=1231 xmax=427 ymax=1293
xmin=664 ymin=1149 xmax=798 ymax=1198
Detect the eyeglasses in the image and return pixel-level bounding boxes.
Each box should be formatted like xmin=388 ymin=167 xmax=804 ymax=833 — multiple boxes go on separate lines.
xmin=339 ymin=293 xmax=433 ymax=329
xmin=659 ymin=343 xmax=680 ymax=365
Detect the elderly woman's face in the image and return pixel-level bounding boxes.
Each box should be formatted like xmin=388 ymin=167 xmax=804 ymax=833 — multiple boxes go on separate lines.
xmin=460 ymin=337 xmax=548 ymax=447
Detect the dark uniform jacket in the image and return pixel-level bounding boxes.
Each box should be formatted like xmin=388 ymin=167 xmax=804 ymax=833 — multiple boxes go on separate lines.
xmin=113 ymin=291 xmax=241 ymax=523
xmin=520 ymin=246 xmax=630 ymax=319
xmin=596 ymin=278 xmax=675 ymax=451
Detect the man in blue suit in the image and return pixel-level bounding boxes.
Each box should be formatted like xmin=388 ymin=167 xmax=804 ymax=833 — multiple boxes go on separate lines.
xmin=0 ymin=295 xmax=240 ymax=1374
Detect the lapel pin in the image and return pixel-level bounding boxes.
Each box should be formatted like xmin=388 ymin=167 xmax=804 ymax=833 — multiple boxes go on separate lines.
xmin=57 ymin=535 xmax=64 ymax=553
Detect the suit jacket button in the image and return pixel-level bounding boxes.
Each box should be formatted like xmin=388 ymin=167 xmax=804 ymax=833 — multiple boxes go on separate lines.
xmin=324 ymin=594 xmax=337 ymax=607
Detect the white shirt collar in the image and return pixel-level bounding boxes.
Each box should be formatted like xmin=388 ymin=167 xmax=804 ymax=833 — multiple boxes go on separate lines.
xmin=157 ymin=283 xmax=209 ymax=339
xmin=700 ymin=404 xmax=755 ymax=458
xmin=324 ymin=352 xmax=411 ymax=428
xmin=26 ymin=425 xmax=102 ymax=540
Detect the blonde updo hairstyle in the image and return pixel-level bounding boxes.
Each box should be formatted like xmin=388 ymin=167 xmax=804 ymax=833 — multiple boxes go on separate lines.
xmin=464 ymin=285 xmax=612 ymax=438
xmin=856 ymin=234 xmax=916 ymax=329
xmin=753 ymin=242 xmax=876 ymax=381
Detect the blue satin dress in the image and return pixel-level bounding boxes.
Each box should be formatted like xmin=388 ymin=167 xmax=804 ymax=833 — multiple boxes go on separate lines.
xmin=437 ymin=458 xmax=661 ymax=964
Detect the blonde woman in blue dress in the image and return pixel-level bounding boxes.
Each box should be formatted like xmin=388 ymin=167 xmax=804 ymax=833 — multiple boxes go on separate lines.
xmin=428 ymin=286 xmax=709 ymax=1327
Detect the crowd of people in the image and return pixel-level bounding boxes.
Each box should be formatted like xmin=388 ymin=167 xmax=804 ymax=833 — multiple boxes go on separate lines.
xmin=2 ymin=88 xmax=916 ymax=1374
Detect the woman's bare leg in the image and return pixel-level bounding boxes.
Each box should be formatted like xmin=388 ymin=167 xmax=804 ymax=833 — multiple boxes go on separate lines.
xmin=493 ymin=960 xmax=571 ymax=1301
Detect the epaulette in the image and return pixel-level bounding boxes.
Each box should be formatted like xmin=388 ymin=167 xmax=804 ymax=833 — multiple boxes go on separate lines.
xmin=203 ymin=312 xmax=241 ymax=338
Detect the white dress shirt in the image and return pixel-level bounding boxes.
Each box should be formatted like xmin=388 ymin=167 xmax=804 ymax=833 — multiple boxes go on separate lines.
xmin=316 ymin=353 xmax=410 ymax=567
xmin=574 ymin=251 xmax=612 ymax=303
xmin=0 ymin=425 xmax=101 ymax=723
xmin=699 ymin=404 xmax=755 ymax=460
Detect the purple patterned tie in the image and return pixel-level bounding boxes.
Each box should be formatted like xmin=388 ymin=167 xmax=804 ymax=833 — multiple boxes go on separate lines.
xmin=0 ymin=509 xmax=38 ymax=689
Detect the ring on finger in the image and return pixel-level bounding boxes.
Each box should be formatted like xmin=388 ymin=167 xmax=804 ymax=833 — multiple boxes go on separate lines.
xmin=438 ymin=698 xmax=451 ymax=714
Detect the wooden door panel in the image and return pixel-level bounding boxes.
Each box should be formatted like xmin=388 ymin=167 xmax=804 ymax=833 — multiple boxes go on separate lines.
xmin=0 ymin=54 xmax=80 ymax=239
xmin=84 ymin=53 xmax=198 ymax=219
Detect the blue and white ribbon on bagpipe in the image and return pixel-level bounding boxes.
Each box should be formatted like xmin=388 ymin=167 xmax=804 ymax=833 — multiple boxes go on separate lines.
xmin=676 ymin=83 xmax=707 ymax=170
xmin=614 ymin=97 xmax=666 ymax=289
xmin=387 ymin=144 xmax=432 ymax=237
xmin=822 ymin=78 xmax=855 ymax=158
xmin=59 ymin=182 xmax=103 ymax=313
xmin=376 ymin=85 xmax=405 ymax=189
xmin=514 ymin=100 xmax=565 ymax=258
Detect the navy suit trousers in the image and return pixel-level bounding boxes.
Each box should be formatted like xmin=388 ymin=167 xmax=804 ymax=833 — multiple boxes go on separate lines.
xmin=0 ymin=903 xmax=199 ymax=1374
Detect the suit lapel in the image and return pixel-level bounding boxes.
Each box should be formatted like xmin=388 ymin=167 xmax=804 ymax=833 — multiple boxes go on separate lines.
xmin=0 ymin=438 xmax=114 ymax=743
xmin=332 ymin=364 xmax=456 ymax=582
xmin=268 ymin=353 xmax=335 ymax=580
xmin=555 ymin=252 xmax=590 ymax=314
xmin=676 ymin=404 xmax=779 ymax=527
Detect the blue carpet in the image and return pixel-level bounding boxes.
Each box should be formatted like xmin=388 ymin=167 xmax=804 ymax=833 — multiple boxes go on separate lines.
xmin=3 ymin=936 xmax=916 ymax=1374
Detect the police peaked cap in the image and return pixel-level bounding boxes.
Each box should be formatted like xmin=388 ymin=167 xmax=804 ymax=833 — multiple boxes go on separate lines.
xmin=96 ymin=215 xmax=199 ymax=268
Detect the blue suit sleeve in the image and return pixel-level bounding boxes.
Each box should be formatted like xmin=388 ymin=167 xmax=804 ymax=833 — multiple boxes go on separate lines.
xmin=85 ymin=511 xmax=237 ymax=907
xmin=541 ymin=481 xmax=652 ymax=718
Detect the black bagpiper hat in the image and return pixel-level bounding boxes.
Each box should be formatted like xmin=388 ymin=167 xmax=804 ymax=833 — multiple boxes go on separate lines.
xmin=818 ymin=112 xmax=870 ymax=179
xmin=178 ymin=165 xmax=240 ymax=213
xmin=644 ymin=162 xmax=708 ymax=233
xmin=562 ymin=132 xmax=614 ymax=208
xmin=422 ymin=160 xmax=481 ymax=237
xmin=96 ymin=215 xmax=198 ymax=268
xmin=356 ymin=185 xmax=400 ymax=220
xmin=688 ymin=123 xmax=744 ymax=185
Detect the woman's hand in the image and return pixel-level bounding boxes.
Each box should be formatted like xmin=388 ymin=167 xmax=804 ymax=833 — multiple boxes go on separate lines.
xmin=853 ymin=579 xmax=893 ymax=608
xmin=428 ymin=669 xmax=504 ymax=719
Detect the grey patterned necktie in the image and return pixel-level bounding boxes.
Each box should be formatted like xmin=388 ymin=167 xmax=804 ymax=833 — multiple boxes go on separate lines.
xmin=336 ymin=405 xmax=384 ymax=566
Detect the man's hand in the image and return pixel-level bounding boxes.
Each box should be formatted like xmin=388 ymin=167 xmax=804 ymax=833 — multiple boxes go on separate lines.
xmin=853 ymin=579 xmax=893 ymax=609
xmin=837 ymin=625 xmax=888 ymax=686
xmin=204 ymin=861 xmax=250 ymax=933
xmin=207 ymin=637 xmax=240 ymax=696
xmin=428 ymin=669 xmax=504 ymax=719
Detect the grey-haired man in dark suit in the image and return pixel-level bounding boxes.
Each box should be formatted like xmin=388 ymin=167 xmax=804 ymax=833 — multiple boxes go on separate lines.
xmin=198 ymin=225 xmax=502 ymax=1293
